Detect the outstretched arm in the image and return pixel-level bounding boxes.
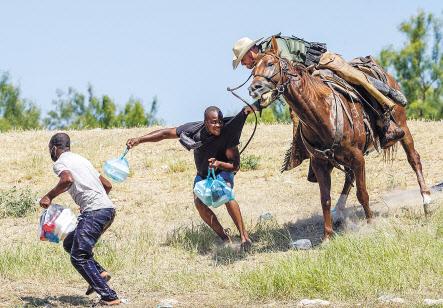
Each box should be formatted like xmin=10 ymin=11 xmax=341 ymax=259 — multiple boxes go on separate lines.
xmin=39 ymin=170 xmax=74 ymax=208
xmin=126 ymin=127 xmax=178 ymax=149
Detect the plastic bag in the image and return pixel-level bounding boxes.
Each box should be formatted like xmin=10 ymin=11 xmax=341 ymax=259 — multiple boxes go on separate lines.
xmin=104 ymin=147 xmax=129 ymax=183
xmin=38 ymin=204 xmax=77 ymax=243
xmin=193 ymin=169 xmax=235 ymax=208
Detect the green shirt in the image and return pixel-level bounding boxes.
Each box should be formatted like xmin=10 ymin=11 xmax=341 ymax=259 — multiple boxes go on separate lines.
xmin=258 ymin=37 xmax=307 ymax=64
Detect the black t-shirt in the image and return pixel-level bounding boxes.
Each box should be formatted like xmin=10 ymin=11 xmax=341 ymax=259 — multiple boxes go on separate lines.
xmin=176 ymin=110 xmax=247 ymax=177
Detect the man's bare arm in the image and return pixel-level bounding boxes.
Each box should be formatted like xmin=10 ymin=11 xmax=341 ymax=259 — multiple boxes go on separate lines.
xmin=126 ymin=128 xmax=178 ymax=149
xmin=208 ymin=146 xmax=240 ymax=172
xmin=99 ymin=175 xmax=112 ymax=194
xmin=39 ymin=170 xmax=74 ymax=208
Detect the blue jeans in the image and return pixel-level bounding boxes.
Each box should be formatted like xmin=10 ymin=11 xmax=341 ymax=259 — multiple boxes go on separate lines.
xmin=193 ymin=171 xmax=234 ymax=188
xmin=63 ymin=208 xmax=118 ymax=301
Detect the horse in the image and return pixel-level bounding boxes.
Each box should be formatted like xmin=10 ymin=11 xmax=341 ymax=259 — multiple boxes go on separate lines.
xmin=248 ymin=37 xmax=431 ymax=239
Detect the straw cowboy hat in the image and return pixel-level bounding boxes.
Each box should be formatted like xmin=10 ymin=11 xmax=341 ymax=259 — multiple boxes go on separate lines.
xmin=232 ymin=37 xmax=263 ymax=69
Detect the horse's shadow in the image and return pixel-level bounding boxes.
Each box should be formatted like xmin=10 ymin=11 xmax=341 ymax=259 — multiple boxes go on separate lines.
xmin=20 ymin=295 xmax=91 ymax=307
xmin=164 ymin=205 xmax=387 ymax=265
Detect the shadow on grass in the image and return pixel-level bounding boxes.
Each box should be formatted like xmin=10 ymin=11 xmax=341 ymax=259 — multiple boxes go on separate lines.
xmin=20 ymin=295 xmax=91 ymax=307
xmin=163 ymin=205 xmax=390 ymax=264
xmin=164 ymin=215 xmax=330 ymax=264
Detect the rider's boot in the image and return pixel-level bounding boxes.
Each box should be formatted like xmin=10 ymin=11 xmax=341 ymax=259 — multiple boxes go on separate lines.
xmin=379 ymin=112 xmax=405 ymax=149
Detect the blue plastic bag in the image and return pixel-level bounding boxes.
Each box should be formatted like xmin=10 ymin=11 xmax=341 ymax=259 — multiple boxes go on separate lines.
xmin=193 ymin=168 xmax=235 ymax=208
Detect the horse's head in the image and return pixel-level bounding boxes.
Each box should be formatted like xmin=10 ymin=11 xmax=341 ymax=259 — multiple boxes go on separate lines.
xmin=248 ymin=36 xmax=289 ymax=107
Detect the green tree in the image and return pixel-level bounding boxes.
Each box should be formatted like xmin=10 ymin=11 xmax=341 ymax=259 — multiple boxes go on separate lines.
xmin=0 ymin=73 xmax=41 ymax=131
xmin=379 ymin=10 xmax=443 ymax=119
xmin=45 ymin=85 xmax=162 ymax=129
xmin=246 ymin=99 xmax=291 ymax=124
xmin=44 ymin=87 xmax=86 ymax=129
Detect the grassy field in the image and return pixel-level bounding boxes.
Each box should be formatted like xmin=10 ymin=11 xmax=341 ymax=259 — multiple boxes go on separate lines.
xmin=0 ymin=121 xmax=442 ymax=307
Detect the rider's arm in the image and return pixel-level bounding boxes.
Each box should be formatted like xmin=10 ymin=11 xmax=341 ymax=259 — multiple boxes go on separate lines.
xmin=126 ymin=128 xmax=178 ymax=149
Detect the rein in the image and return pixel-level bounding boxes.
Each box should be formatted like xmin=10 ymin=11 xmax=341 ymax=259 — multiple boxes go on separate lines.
xmin=227 ymin=74 xmax=258 ymax=155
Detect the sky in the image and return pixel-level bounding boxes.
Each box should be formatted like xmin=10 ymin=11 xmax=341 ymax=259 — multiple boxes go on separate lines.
xmin=0 ymin=0 xmax=441 ymax=125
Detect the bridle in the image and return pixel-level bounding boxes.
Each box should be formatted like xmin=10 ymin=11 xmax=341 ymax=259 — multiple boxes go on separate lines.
xmin=252 ymin=52 xmax=300 ymax=100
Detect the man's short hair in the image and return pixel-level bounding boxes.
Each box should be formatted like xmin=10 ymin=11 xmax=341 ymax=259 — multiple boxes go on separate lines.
xmin=49 ymin=132 xmax=70 ymax=149
xmin=204 ymin=106 xmax=223 ymax=121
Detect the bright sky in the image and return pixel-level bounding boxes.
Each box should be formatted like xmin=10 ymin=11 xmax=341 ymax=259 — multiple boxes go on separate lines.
xmin=0 ymin=1 xmax=441 ymax=125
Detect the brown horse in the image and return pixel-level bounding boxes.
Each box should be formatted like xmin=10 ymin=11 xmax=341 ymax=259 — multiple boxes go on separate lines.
xmin=248 ymin=37 xmax=431 ymax=239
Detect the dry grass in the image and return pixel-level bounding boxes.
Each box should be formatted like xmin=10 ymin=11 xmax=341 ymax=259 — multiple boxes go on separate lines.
xmin=0 ymin=121 xmax=442 ymax=307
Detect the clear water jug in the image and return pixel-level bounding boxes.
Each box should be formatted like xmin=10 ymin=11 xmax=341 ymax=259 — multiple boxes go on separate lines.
xmin=103 ymin=148 xmax=129 ymax=183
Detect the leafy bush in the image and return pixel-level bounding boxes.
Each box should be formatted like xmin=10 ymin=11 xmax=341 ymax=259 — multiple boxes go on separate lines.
xmin=240 ymin=155 xmax=261 ymax=171
xmin=0 ymin=187 xmax=35 ymax=218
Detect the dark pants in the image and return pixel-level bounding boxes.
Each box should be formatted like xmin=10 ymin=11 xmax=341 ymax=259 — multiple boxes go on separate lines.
xmin=63 ymin=208 xmax=118 ymax=301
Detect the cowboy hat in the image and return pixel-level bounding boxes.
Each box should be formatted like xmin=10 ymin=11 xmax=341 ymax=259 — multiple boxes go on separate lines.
xmin=232 ymin=37 xmax=263 ymax=69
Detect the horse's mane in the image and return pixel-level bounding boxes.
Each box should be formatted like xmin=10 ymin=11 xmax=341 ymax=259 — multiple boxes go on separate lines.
xmin=255 ymin=52 xmax=332 ymax=102
xmin=291 ymin=63 xmax=331 ymax=102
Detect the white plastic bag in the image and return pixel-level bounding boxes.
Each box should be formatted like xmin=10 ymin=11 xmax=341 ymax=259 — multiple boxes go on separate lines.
xmin=39 ymin=204 xmax=77 ymax=243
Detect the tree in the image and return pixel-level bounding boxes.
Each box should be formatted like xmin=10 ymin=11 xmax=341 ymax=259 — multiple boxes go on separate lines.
xmin=45 ymin=85 xmax=162 ymax=129
xmin=246 ymin=98 xmax=291 ymax=124
xmin=0 ymin=73 xmax=40 ymax=131
xmin=44 ymin=87 xmax=86 ymax=129
xmin=379 ymin=10 xmax=443 ymax=119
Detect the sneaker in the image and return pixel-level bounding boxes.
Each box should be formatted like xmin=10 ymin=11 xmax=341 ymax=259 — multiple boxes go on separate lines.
xmin=86 ymin=272 xmax=111 ymax=295
xmin=99 ymin=298 xmax=121 ymax=306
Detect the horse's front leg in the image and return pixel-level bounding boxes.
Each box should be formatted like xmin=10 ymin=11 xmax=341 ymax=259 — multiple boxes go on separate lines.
xmin=311 ymin=158 xmax=334 ymax=240
xmin=351 ymin=150 xmax=373 ymax=222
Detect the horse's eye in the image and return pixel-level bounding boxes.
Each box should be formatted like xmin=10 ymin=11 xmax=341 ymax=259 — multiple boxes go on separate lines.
xmin=267 ymin=62 xmax=274 ymax=67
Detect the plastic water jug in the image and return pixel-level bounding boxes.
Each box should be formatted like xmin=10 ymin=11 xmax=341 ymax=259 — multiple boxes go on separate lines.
xmin=103 ymin=148 xmax=130 ymax=183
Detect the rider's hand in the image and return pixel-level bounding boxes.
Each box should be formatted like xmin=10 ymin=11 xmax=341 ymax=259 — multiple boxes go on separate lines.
xmin=208 ymin=158 xmax=221 ymax=169
xmin=126 ymin=137 xmax=140 ymax=149
xmin=39 ymin=195 xmax=52 ymax=209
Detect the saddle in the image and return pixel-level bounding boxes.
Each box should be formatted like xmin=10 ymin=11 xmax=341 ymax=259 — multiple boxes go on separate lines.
xmin=281 ymin=56 xmax=386 ymax=174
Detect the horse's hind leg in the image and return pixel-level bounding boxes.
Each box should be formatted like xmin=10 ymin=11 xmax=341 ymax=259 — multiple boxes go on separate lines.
xmin=333 ymin=169 xmax=355 ymax=223
xmin=351 ymin=150 xmax=373 ymax=222
xmin=399 ymin=124 xmax=432 ymax=213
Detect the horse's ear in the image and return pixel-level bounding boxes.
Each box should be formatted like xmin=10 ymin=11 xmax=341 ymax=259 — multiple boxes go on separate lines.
xmin=269 ymin=36 xmax=279 ymax=54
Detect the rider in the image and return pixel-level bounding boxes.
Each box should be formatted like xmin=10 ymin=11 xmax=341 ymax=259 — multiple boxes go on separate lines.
xmin=232 ymin=34 xmax=406 ymax=171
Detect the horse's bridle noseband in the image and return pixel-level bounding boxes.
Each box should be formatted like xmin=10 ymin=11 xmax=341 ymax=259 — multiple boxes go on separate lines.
xmin=252 ymin=53 xmax=300 ymax=99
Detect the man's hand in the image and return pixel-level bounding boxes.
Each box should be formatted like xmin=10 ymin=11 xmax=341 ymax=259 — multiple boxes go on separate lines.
xmin=126 ymin=137 xmax=140 ymax=149
xmin=243 ymin=105 xmax=258 ymax=115
xmin=39 ymin=195 xmax=52 ymax=209
xmin=208 ymin=158 xmax=221 ymax=169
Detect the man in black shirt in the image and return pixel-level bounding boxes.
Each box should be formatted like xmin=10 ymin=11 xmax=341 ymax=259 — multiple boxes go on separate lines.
xmin=126 ymin=106 xmax=252 ymax=250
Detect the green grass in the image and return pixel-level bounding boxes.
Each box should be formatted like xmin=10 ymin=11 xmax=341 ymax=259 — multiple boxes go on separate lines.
xmin=240 ymin=154 xmax=261 ymax=171
xmin=240 ymin=205 xmax=443 ymax=303
xmin=167 ymin=159 xmax=188 ymax=173
xmin=165 ymin=223 xmax=218 ymax=254
xmin=0 ymin=187 xmax=36 ymax=218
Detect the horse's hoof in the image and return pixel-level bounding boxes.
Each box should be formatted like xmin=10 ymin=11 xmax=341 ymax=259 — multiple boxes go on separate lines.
xmin=423 ymin=193 xmax=432 ymax=206
xmin=332 ymin=207 xmax=345 ymax=224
